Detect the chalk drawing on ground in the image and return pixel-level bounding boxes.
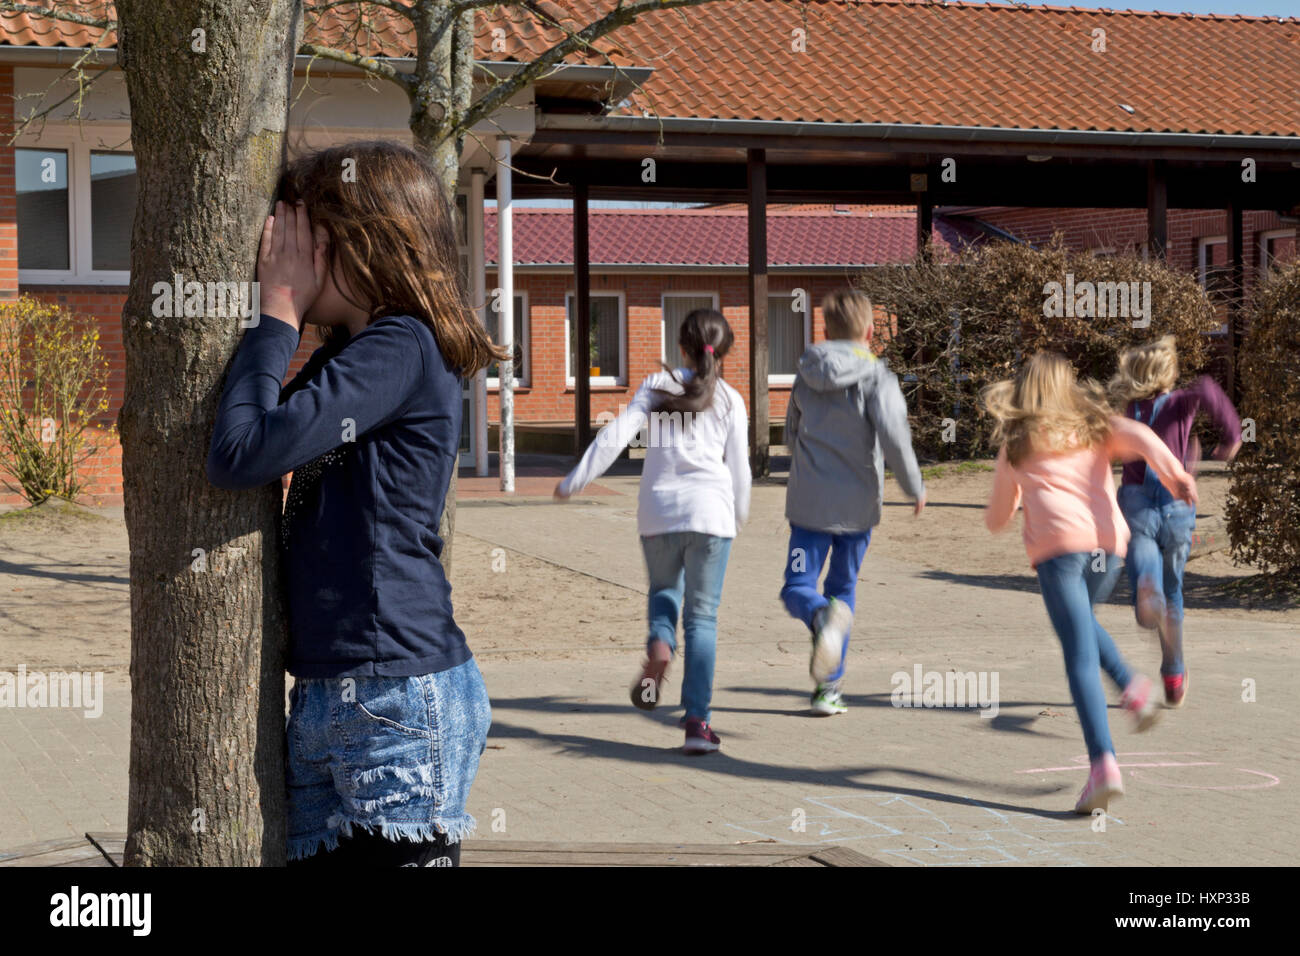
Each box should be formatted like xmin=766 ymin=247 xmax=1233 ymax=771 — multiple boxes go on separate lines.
xmin=723 ymin=792 xmax=1128 ymax=867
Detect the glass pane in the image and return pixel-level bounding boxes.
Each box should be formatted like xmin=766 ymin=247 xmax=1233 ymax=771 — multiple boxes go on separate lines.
xmin=662 ymin=295 xmax=714 ymax=364
xmin=487 ymin=295 xmax=525 ymax=381
xmin=569 ymin=295 xmax=621 ymax=379
xmin=768 ymin=294 xmax=804 ymax=375
xmin=91 ymin=152 xmax=137 ymax=271
xmin=16 ymin=148 xmax=69 ymax=270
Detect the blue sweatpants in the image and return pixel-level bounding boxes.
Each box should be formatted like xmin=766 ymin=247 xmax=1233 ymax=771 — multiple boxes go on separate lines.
xmin=779 ymin=524 xmax=871 ymax=684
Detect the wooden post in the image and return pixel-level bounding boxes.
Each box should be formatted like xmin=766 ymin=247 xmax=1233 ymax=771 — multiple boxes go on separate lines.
xmin=1225 ymin=200 xmax=1244 ymax=402
xmin=574 ymin=180 xmax=592 ymax=454
xmin=916 ymin=193 xmax=933 ymax=256
xmin=1147 ymin=162 xmax=1168 ymax=261
xmin=747 ymin=148 xmax=769 ymax=478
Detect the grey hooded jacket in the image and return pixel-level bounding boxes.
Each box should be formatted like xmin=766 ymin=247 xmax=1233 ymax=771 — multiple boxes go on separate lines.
xmin=784 ymin=340 xmax=925 ymax=534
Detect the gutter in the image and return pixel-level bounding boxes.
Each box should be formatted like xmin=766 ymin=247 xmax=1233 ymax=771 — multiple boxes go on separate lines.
xmin=537 ymin=113 xmax=1300 ymax=152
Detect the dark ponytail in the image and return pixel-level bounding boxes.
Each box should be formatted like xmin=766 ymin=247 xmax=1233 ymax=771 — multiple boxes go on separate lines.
xmin=653 ymin=308 xmax=734 ymax=414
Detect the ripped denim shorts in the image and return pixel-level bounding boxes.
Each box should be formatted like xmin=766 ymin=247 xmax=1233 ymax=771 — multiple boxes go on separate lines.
xmin=286 ymin=657 xmax=492 ymax=862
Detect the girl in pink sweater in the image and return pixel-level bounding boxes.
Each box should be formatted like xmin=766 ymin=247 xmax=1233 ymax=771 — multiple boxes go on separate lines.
xmin=983 ymin=352 xmax=1197 ymax=814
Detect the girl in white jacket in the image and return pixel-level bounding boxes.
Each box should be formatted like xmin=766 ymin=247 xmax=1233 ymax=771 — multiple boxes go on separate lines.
xmin=555 ymin=309 xmax=750 ymax=754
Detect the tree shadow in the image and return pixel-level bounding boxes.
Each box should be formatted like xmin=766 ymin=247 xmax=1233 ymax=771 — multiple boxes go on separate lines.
xmin=484 ymin=716 xmax=1077 ymax=821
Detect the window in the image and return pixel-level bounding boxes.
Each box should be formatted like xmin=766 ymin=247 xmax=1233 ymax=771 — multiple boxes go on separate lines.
xmin=1088 ymin=246 xmax=1117 ymax=258
xmin=90 ymin=152 xmax=137 ymax=271
xmin=565 ymin=292 xmax=625 ymax=386
xmin=1260 ymin=228 xmax=1296 ymax=276
xmin=486 ymin=292 xmax=528 ymax=387
xmin=15 ymin=130 xmax=135 ymax=283
xmin=661 ymin=292 xmax=718 ymax=365
xmin=1197 ymin=237 xmax=1230 ymax=336
xmin=768 ymin=291 xmax=809 ymax=383
xmin=16 ymin=148 xmax=70 ymax=270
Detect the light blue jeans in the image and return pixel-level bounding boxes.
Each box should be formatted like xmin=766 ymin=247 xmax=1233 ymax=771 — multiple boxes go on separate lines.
xmin=1036 ymin=552 xmax=1132 ymax=761
xmin=286 ymin=657 xmax=492 ymax=861
xmin=641 ymin=532 xmax=733 ymax=723
xmin=1118 ymin=483 xmax=1195 ymax=676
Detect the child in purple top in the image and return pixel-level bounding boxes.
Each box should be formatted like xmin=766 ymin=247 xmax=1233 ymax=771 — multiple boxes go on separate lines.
xmin=1109 ymin=336 xmax=1242 ymax=707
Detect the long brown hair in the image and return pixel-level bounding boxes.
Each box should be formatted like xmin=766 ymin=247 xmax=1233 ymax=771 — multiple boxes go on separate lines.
xmin=278 ymin=140 xmax=506 ymax=375
xmin=982 ymin=351 xmax=1113 ymax=466
xmin=653 ymin=308 xmax=735 ymax=414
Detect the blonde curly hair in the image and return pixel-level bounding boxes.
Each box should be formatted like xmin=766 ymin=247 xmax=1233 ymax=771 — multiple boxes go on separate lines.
xmin=982 ymin=351 xmax=1113 ymax=466
xmin=1109 ymin=335 xmax=1179 ymax=406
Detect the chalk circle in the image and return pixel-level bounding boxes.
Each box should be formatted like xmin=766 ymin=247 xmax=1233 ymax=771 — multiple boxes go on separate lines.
xmin=1127 ymin=767 xmax=1281 ymax=792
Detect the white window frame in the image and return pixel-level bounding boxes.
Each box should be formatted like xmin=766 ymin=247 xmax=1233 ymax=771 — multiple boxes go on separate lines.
xmin=15 ymin=124 xmax=134 ymax=286
xmin=768 ymin=289 xmax=811 ymax=386
xmin=486 ymin=289 xmax=530 ymax=389
xmin=565 ymin=290 xmax=627 ymax=387
xmin=660 ymin=291 xmax=719 ymax=366
xmin=1259 ymin=228 xmax=1296 ymax=277
xmin=1197 ymin=236 xmax=1229 ymax=336
xmin=1088 ymin=246 xmax=1117 ymax=258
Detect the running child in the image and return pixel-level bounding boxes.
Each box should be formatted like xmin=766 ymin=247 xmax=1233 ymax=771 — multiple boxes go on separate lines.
xmin=781 ymin=289 xmax=926 ymax=716
xmin=554 ymin=309 xmax=750 ymax=755
xmin=1109 ymin=335 xmax=1241 ymax=707
xmin=208 ymin=141 xmax=502 ymax=865
xmin=983 ymin=351 xmax=1198 ymax=814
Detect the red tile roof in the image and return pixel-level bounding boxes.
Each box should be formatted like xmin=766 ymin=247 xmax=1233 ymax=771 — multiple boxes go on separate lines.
xmin=3 ymin=2 xmax=1298 ymax=136
xmin=483 ymin=204 xmax=968 ymax=267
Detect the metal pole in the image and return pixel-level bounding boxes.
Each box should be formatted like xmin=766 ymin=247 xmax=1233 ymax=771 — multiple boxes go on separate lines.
xmin=469 ymin=168 xmax=488 ymax=478
xmin=747 ymin=148 xmax=770 ymax=478
xmin=496 ymin=136 xmax=515 ymax=493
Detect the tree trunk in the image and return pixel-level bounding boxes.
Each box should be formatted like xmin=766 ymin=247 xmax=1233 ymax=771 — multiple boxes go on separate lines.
xmin=116 ymin=0 xmax=301 ymax=866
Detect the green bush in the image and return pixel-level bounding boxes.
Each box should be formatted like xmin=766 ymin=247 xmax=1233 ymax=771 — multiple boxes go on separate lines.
xmin=0 ymin=296 xmax=113 ymax=504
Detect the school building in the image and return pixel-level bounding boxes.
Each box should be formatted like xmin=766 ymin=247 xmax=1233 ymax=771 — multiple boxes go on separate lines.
xmin=0 ymin=1 xmax=1297 ymax=503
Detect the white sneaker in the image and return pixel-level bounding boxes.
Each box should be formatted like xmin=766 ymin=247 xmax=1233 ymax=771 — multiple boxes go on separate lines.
xmin=810 ymin=598 xmax=852 ymax=683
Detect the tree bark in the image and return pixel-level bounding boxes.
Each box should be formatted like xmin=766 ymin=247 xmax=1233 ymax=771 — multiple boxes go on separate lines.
xmin=117 ymin=0 xmax=301 ymax=866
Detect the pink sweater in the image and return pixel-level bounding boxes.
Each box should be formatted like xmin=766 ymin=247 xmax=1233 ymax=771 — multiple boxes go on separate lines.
xmin=985 ymin=416 xmax=1196 ymax=567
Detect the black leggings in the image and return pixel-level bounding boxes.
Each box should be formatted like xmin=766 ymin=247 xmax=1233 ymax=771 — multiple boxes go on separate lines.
xmin=289 ymin=828 xmax=461 ymax=868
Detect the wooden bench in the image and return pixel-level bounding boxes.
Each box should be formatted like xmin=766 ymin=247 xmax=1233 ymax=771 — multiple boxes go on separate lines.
xmin=0 ymin=833 xmax=882 ymax=867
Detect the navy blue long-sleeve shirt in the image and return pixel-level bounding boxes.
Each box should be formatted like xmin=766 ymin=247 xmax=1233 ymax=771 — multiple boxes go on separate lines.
xmin=207 ymin=314 xmax=469 ymax=678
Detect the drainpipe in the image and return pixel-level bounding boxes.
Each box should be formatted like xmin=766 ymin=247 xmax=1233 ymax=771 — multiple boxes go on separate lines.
xmin=469 ymin=168 xmax=488 ymax=477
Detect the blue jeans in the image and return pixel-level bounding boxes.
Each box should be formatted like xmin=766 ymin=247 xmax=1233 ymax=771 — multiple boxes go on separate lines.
xmin=1036 ymin=552 xmax=1132 ymax=761
xmin=1118 ymin=484 xmax=1195 ymax=675
xmin=286 ymin=657 xmax=491 ymax=861
xmin=779 ymin=525 xmax=871 ymax=684
xmin=641 ymin=532 xmax=733 ymax=723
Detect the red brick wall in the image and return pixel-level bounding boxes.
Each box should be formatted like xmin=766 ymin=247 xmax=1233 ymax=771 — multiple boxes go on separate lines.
xmin=0 ymin=65 xmax=15 ymax=302
xmin=483 ymin=270 xmax=852 ymax=426
xmin=971 ymin=207 xmax=1296 ymax=298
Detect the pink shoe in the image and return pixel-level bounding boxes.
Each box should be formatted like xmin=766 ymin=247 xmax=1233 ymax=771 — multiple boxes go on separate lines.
xmin=1163 ymin=671 xmax=1188 ymax=709
xmin=630 ymin=640 xmax=672 ymax=711
xmin=1075 ymin=752 xmax=1124 ymax=814
xmin=1121 ymin=674 xmax=1162 ymax=732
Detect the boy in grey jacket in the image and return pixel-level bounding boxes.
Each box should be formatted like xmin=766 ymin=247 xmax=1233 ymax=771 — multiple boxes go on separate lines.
xmin=782 ymin=289 xmax=926 ymax=715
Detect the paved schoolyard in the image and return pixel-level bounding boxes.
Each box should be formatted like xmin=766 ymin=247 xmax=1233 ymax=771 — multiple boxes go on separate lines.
xmin=1 ymin=462 xmax=1296 ymax=865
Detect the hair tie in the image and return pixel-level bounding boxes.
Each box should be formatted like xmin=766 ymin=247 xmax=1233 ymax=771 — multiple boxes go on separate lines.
xmin=703 ymin=344 xmax=715 ymax=354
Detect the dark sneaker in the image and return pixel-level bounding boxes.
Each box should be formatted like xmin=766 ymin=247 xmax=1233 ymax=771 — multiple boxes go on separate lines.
xmin=1163 ymin=671 xmax=1188 ymax=709
xmin=630 ymin=640 xmax=672 ymax=711
xmin=683 ymin=719 xmax=721 ymax=754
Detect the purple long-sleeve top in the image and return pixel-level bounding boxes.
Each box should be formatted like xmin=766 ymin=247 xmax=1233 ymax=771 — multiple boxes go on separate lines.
xmin=1120 ymin=375 xmax=1241 ymax=485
